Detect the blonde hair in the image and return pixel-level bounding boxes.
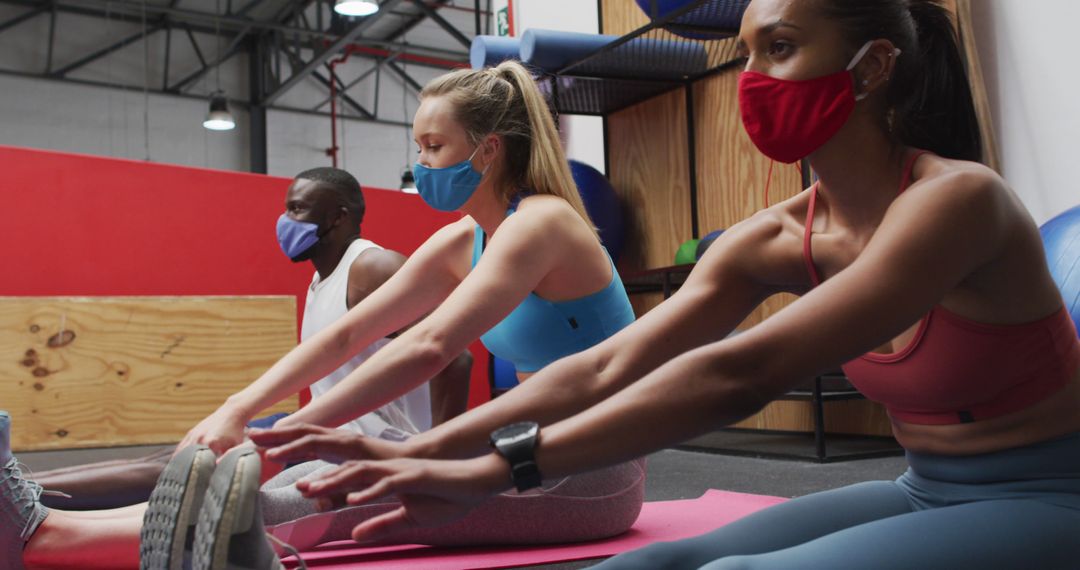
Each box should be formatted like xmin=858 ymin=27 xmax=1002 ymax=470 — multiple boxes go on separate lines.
xmin=419 ymin=60 xmax=595 ymax=232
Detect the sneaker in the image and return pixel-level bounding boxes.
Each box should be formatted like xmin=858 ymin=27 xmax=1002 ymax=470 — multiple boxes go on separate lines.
xmin=192 ymin=447 xmax=286 ymax=570
xmin=1 ymin=411 xmax=49 ymax=570
xmin=140 ymin=445 xmax=217 ymax=570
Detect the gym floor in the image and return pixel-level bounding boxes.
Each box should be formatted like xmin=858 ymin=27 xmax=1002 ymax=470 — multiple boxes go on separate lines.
xmin=20 ymin=431 xmax=907 ymax=569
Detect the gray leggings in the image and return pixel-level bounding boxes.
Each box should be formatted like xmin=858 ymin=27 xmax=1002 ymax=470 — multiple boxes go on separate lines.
xmin=594 ymin=433 xmax=1080 ymax=569
xmin=260 ymin=458 xmax=646 ymax=550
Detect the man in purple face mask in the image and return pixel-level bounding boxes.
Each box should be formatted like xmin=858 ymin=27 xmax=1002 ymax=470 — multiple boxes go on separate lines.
xmin=30 ymin=167 xmax=473 ymax=511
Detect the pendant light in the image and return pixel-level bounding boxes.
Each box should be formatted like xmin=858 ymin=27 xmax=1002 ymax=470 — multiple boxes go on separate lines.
xmin=334 ymin=0 xmax=379 ymax=17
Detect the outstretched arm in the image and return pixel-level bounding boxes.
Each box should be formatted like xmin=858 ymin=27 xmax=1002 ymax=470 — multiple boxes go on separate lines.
xmin=274 ymin=200 xmax=601 ymax=431
xmin=300 ymin=169 xmax=1016 ymax=539
xmin=258 ymin=206 xmax=790 ymax=463
xmin=182 ymin=221 xmax=469 ymax=454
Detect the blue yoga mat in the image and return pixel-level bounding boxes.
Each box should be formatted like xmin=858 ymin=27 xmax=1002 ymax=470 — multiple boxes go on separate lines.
xmin=470 ymin=35 xmax=523 ymax=69
xmin=520 ymin=28 xmax=708 ymax=76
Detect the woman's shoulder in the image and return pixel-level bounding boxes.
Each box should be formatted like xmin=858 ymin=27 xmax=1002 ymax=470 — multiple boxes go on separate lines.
xmin=511 ymin=193 xmax=585 ymax=229
xmin=885 ymin=155 xmax=1022 ymax=253
xmin=907 ymin=155 xmax=1006 ymax=203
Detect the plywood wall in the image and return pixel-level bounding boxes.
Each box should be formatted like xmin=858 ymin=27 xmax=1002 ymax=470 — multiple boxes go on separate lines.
xmin=1 ymin=296 xmax=299 ymax=451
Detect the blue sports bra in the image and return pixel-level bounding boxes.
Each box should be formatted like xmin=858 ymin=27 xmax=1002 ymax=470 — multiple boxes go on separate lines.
xmin=471 ymin=208 xmax=636 ymax=372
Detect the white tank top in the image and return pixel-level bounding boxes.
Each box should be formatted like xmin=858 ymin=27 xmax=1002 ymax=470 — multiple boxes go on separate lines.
xmin=301 ymin=239 xmax=432 ymax=440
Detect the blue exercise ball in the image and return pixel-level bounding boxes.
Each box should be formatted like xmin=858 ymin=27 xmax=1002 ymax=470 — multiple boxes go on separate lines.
xmin=492 ymin=355 xmax=518 ymax=392
xmin=633 ymin=0 xmax=747 ymax=40
xmin=569 ymin=160 xmax=625 ymax=263
xmin=1040 ymin=204 xmax=1080 ymax=334
xmin=696 ymin=229 xmax=724 ymax=260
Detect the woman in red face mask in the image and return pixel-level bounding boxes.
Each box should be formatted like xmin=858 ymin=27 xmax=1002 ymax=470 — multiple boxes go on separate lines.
xmin=254 ymin=0 xmax=1080 ymax=566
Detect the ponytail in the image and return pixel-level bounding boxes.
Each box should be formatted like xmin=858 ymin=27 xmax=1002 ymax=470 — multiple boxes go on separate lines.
xmin=822 ymin=0 xmax=983 ymax=162
xmin=493 ymin=62 xmax=593 ymax=230
xmin=419 ymin=61 xmax=596 ymax=232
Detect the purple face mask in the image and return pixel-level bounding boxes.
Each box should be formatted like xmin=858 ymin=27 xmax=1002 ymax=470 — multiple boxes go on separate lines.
xmin=276 ymin=214 xmax=321 ymax=262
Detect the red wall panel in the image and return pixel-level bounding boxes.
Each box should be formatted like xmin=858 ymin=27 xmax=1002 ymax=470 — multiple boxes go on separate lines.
xmin=1 ymin=145 xmax=490 ymax=410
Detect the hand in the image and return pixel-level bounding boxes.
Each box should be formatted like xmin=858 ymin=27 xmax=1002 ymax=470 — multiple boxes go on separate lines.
xmin=249 ymin=422 xmax=409 ymax=465
xmin=297 ymin=454 xmax=510 ymax=542
xmin=178 ymin=405 xmax=248 ymax=456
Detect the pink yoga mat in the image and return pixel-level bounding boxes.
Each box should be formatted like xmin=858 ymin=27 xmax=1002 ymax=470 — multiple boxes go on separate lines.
xmin=283 ymin=489 xmax=786 ymax=569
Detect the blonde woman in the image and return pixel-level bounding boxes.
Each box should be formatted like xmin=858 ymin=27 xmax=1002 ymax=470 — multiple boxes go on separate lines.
xmin=1 ymin=60 xmax=642 ymax=570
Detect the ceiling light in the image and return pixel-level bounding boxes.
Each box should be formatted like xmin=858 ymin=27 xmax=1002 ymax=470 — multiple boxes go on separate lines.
xmin=334 ymin=0 xmax=379 ymax=17
xmin=203 ymin=92 xmax=235 ymax=131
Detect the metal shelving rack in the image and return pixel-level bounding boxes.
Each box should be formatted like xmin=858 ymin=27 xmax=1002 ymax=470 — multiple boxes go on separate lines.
xmin=541 ymin=0 xmax=749 ymax=239
xmin=546 ymin=0 xmax=748 ymax=115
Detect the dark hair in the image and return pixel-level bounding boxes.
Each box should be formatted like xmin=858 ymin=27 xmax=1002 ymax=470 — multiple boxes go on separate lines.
xmin=294 ymin=167 xmax=365 ymax=224
xmin=820 ymin=0 xmax=982 ymax=162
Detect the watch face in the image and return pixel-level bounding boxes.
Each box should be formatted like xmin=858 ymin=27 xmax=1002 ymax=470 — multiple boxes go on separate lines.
xmin=492 ymin=421 xmax=539 ymax=446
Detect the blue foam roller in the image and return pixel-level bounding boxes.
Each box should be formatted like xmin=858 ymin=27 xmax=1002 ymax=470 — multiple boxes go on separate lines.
xmin=520 ymin=28 xmax=708 ymax=75
xmin=1040 ymin=204 xmax=1080 ymax=333
xmin=470 ymin=35 xmax=522 ymax=69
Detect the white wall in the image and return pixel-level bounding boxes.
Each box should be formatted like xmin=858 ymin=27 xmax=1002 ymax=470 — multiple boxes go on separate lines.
xmin=513 ymin=0 xmax=606 ymax=174
xmin=0 ymin=74 xmax=249 ymax=171
xmin=970 ymin=1 xmax=1080 ymax=224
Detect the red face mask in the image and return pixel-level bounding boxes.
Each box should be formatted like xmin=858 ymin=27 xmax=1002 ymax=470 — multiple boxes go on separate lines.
xmin=738 ymin=42 xmax=878 ymax=164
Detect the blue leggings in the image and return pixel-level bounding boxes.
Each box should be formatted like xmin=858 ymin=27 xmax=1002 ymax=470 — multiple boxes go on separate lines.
xmin=595 ymin=433 xmax=1080 ymax=569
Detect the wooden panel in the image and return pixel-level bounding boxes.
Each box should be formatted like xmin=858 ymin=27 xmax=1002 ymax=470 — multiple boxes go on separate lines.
xmin=1 ymin=297 xmax=298 ymax=451
xmin=607 ymin=89 xmax=693 ymax=272
xmin=601 ymin=0 xmax=650 ymax=36
xmin=731 ymin=400 xmax=894 ymax=437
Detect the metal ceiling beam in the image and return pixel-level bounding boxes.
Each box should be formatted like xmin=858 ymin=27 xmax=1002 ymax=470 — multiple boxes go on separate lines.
xmin=311 ymin=52 xmax=398 ymax=110
xmin=386 ymin=59 xmax=421 ymax=92
xmin=382 ymin=0 xmax=456 ymax=43
xmin=0 ymin=65 xmax=412 ymax=128
xmin=261 ymin=0 xmax=405 ymax=106
xmin=170 ymin=34 xmax=249 ymax=92
xmin=406 ymin=0 xmax=470 ymax=49
xmin=0 ymin=0 xmax=466 ymax=64
xmin=44 ymin=1 xmax=56 ymax=73
xmin=277 ymin=42 xmax=374 ymax=119
xmin=184 ymin=24 xmax=209 ymax=67
xmin=0 ymin=0 xmax=223 ymax=37
xmin=50 ymin=21 xmax=167 ymax=77
xmin=313 ymin=68 xmax=374 ymax=119
xmin=0 ymin=4 xmax=45 ymax=35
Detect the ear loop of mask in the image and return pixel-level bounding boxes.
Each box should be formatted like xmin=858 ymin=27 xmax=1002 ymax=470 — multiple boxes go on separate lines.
xmin=762 ymin=160 xmax=807 ymax=209
xmin=851 ymin=42 xmax=903 ymax=102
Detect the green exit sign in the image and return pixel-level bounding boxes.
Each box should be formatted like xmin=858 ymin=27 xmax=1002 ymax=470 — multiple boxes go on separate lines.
xmin=497 ymin=6 xmax=510 ymax=36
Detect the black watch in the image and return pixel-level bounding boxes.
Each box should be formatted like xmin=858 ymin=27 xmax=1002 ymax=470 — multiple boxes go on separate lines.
xmin=489 ymin=421 xmax=542 ymax=492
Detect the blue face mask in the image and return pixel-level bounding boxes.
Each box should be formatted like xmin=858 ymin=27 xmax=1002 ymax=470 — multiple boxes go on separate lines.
xmin=276 ymin=214 xmax=323 ymax=262
xmin=412 ymin=145 xmax=488 ymax=211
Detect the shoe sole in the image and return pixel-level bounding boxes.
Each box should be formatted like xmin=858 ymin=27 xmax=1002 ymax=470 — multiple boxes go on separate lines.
xmin=140 ymin=445 xmax=216 ymax=570
xmin=192 ymin=447 xmax=280 ymax=570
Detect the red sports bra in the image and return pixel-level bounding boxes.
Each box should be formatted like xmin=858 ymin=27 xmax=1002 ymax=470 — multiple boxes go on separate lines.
xmin=804 ymin=151 xmax=1080 ymax=425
